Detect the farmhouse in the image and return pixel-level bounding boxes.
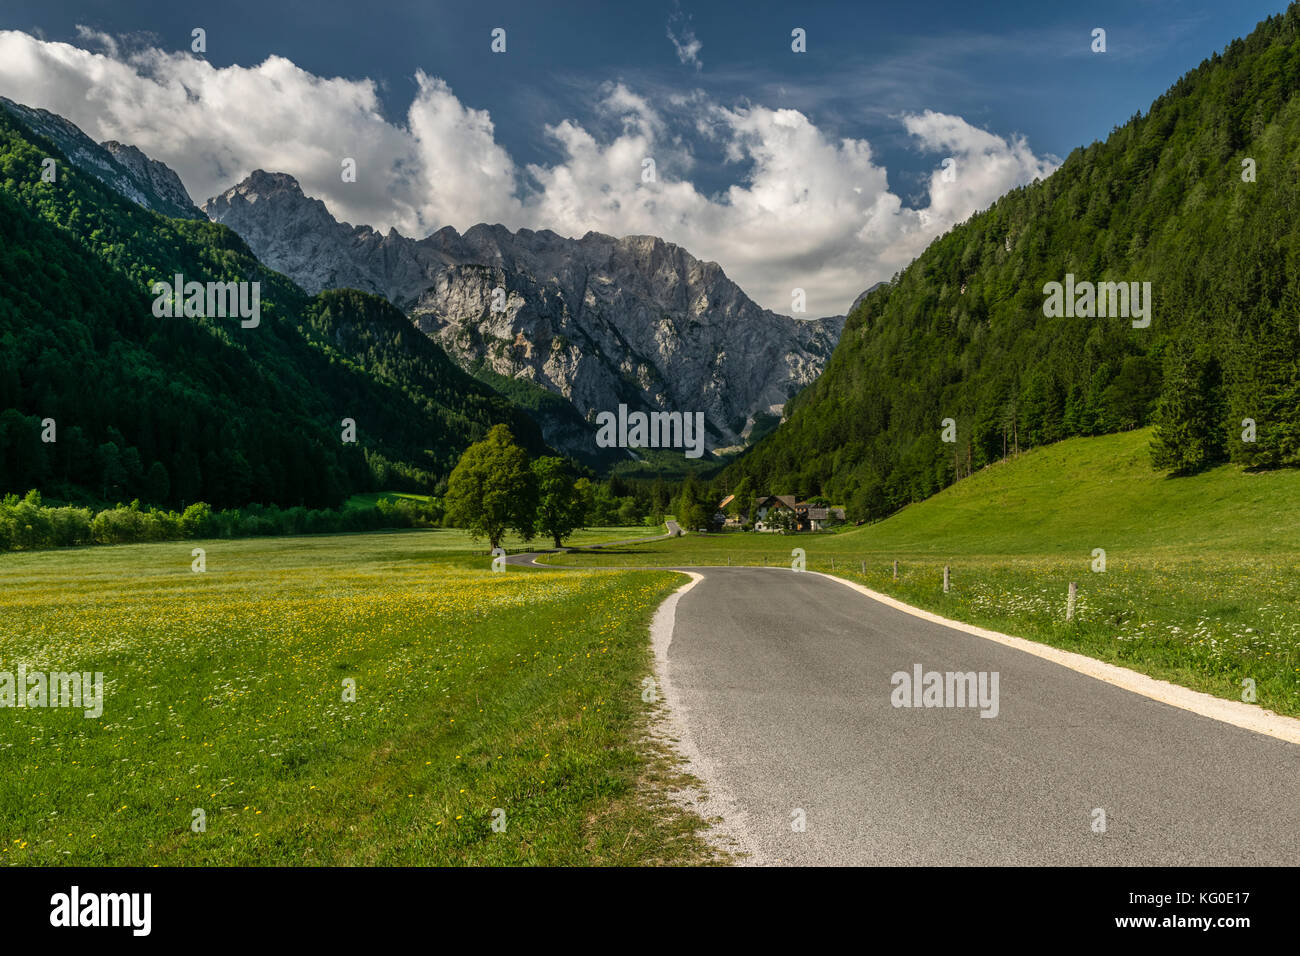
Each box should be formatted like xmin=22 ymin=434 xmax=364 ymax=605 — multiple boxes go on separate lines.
xmin=725 ymin=495 xmax=845 ymax=532
xmin=753 ymin=495 xmax=797 ymax=530
xmin=804 ymin=506 xmax=845 ymax=531
xmin=714 ymin=494 xmax=744 ymax=529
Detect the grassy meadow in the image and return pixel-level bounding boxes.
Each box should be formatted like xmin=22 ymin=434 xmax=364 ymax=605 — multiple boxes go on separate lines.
xmin=0 ymin=527 xmax=717 ymax=865
xmin=544 ymin=429 xmax=1300 ymax=717
xmin=4 ymin=425 xmax=1296 ymax=868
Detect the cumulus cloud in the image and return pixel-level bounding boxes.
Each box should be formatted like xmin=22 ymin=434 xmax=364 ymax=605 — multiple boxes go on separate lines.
xmin=0 ymin=28 xmax=1057 ymax=316
xmin=404 ymin=71 xmax=523 ymax=228
xmin=0 ymin=31 xmax=418 ymax=231
xmin=72 ymin=25 xmax=118 ymax=58
xmin=903 ymin=109 xmax=1058 ymax=229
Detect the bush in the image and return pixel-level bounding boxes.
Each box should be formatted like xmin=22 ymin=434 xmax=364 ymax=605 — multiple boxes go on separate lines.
xmin=181 ymin=502 xmax=215 ymax=538
xmin=0 ymin=490 xmax=446 ymax=553
xmin=48 ymin=506 xmax=93 ymax=546
xmin=91 ymin=504 xmax=146 ymax=544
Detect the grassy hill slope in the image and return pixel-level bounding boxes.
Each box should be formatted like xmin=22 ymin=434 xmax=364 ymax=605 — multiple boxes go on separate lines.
xmin=845 ymin=427 xmax=1300 ymax=558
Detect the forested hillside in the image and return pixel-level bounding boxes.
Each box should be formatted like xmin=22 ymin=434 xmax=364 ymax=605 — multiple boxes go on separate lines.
xmin=0 ymin=108 xmax=544 ymax=509
xmin=727 ymin=6 xmax=1300 ymax=517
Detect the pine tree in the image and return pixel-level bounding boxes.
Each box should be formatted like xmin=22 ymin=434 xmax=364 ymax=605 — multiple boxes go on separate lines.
xmin=1230 ymin=285 xmax=1300 ymax=467
xmin=1150 ymin=344 xmax=1226 ymax=474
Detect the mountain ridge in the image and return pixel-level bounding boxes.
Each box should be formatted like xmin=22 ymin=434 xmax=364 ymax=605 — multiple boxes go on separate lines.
xmin=0 ymin=96 xmax=206 ymax=221
xmin=203 ymin=170 xmax=845 ymax=459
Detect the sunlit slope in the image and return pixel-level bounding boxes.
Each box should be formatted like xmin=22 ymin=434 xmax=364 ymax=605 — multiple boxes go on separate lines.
xmin=843 ymin=428 xmax=1300 ymax=558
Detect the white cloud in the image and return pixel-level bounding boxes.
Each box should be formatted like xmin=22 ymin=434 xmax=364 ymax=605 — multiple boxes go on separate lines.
xmin=72 ymin=25 xmax=118 ymax=58
xmin=666 ymin=10 xmax=703 ymax=71
xmin=0 ymin=29 xmax=1058 ymax=317
xmin=903 ymin=109 xmax=1058 ymax=229
xmin=404 ymin=71 xmax=523 ymax=228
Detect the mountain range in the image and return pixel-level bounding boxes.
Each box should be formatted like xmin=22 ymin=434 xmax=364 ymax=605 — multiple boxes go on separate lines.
xmin=0 ymin=102 xmax=546 ymax=509
xmin=203 ymin=171 xmax=844 ymax=460
xmin=0 ymin=97 xmax=206 ymax=222
xmin=0 ymin=90 xmax=847 ymax=505
xmin=0 ymin=91 xmax=847 ymax=468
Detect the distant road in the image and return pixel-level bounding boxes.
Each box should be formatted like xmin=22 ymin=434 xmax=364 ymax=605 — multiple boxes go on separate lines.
xmin=662 ymin=567 xmax=1300 ymax=865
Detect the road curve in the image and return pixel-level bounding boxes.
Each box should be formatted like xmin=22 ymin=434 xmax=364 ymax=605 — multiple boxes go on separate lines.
xmin=659 ymin=566 xmax=1300 ymax=866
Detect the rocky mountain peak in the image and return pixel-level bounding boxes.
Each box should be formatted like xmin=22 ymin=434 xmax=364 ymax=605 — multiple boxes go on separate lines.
xmin=203 ymin=172 xmax=845 ymax=458
xmin=205 ymin=169 xmax=321 ymax=214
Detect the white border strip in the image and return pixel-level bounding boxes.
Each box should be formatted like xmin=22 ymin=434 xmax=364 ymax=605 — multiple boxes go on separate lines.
xmin=814 ymin=570 xmax=1300 ymax=746
xmin=650 ymin=571 xmax=768 ymax=865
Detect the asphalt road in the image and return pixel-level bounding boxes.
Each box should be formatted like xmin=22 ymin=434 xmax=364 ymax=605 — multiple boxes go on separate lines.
xmin=662 ymin=567 xmax=1300 ymax=865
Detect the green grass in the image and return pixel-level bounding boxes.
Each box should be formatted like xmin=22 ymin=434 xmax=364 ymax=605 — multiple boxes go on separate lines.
xmin=344 ymin=490 xmax=437 ymax=509
xmin=0 ymin=530 xmax=717 ymax=865
xmin=323 ymin=519 xmax=662 ymax=554
xmin=543 ymin=429 xmax=1300 ymax=717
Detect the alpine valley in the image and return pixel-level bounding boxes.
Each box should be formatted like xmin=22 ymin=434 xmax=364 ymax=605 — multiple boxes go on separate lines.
xmin=0 ymin=97 xmax=844 ymax=506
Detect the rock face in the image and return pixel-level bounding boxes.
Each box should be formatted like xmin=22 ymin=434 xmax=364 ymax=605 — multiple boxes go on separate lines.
xmin=100 ymin=141 xmax=203 ymax=220
xmin=204 ymin=171 xmax=844 ymax=457
xmin=0 ymin=98 xmax=204 ymax=220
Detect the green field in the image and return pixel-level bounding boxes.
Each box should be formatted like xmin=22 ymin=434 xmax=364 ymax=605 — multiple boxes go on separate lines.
xmin=0 ymin=529 xmax=715 ymax=865
xmin=372 ymin=523 xmax=660 ymax=553
xmin=344 ymin=491 xmax=439 ymax=509
xmin=543 ymin=429 xmax=1300 ymax=717
xmin=331 ymin=515 xmax=661 ymax=554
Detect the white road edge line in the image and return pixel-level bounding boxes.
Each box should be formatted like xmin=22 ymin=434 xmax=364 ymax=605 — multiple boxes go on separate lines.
xmin=813 ymin=569 xmax=1300 ymax=746
xmin=649 ymin=571 xmax=767 ymax=865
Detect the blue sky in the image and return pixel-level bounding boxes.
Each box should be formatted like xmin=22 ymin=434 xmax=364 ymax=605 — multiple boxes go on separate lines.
xmin=0 ymin=1 xmax=1289 ymax=313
